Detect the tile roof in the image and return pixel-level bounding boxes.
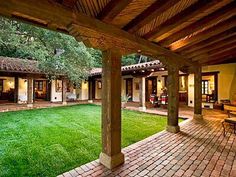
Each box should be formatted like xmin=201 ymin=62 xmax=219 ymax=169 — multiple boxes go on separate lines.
xmin=0 ymin=56 xmax=42 ymax=74
xmin=0 ymin=56 xmax=164 ymax=76
xmin=90 ymin=60 xmax=164 ymax=76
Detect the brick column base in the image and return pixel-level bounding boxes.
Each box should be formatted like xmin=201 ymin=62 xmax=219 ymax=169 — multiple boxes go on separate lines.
xmin=99 ymin=152 xmax=124 ymax=169
xmin=193 ymin=114 xmax=203 ymax=120
xmin=166 ymin=125 xmax=180 ymax=133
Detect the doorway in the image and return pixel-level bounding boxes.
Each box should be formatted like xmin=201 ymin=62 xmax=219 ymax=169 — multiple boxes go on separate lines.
xmin=146 ymin=77 xmax=157 ymax=101
xmin=0 ymin=77 xmax=16 ymax=103
xmin=34 ymin=80 xmax=51 ymax=101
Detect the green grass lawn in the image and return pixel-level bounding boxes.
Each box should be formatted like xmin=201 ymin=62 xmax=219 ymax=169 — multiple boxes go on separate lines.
xmin=0 ymin=104 xmax=183 ymax=177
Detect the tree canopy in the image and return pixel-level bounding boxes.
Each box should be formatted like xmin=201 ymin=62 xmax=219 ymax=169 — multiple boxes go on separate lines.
xmin=0 ymin=17 xmax=148 ymax=85
xmin=0 ymin=17 xmax=97 ymax=85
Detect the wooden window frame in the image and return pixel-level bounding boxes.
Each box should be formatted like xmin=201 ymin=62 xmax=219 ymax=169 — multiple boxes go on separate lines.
xmin=35 ymin=80 xmax=44 ymax=91
xmin=202 ymin=80 xmax=209 ymax=95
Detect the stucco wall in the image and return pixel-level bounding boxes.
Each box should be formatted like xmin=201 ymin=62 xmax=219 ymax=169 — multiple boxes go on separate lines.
xmin=132 ymin=77 xmax=140 ymax=102
xmin=77 ymin=81 xmax=88 ymax=100
xmin=18 ymin=78 xmax=28 ymax=103
xmin=188 ymin=74 xmax=194 ymax=107
xmin=95 ymin=80 xmax=102 ymax=99
xmin=188 ymin=63 xmax=236 ymax=107
xmin=51 ymin=80 xmax=62 ymax=102
xmin=0 ymin=77 xmax=14 ymax=92
xmin=202 ymin=63 xmax=236 ymax=103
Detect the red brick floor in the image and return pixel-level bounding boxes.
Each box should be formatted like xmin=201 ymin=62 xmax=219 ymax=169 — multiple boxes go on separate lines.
xmin=58 ymin=110 xmax=236 ymax=177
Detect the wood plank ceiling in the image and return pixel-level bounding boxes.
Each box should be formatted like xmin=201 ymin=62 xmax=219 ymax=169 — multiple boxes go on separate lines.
xmin=0 ymin=0 xmax=235 ymax=66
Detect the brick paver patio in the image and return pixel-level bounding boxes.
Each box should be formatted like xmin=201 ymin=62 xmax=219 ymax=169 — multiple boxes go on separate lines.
xmin=58 ymin=110 xmax=236 ymax=177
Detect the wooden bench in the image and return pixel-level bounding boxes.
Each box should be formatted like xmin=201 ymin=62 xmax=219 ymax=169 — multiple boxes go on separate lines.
xmin=222 ymin=104 xmax=236 ymax=136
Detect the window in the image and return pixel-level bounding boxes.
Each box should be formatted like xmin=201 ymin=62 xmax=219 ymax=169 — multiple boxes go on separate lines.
xmin=35 ymin=80 xmax=43 ymax=91
xmin=202 ymin=80 xmax=209 ymax=94
xmin=0 ymin=80 xmax=3 ymax=92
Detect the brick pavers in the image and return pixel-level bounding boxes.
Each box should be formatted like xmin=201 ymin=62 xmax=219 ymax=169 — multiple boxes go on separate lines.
xmin=59 ymin=110 xmax=236 ymax=177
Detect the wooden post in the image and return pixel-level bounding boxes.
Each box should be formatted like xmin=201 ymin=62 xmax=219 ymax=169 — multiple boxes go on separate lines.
xmin=62 ymin=79 xmax=67 ymax=105
xmin=27 ymin=78 xmax=33 ymax=107
xmin=88 ymin=77 xmax=94 ymax=103
xmin=166 ymin=65 xmax=180 ymax=133
xmin=139 ymin=77 xmax=146 ymax=111
xmin=99 ymin=49 xmax=124 ymax=169
xmin=14 ymin=76 xmax=19 ymax=103
xmin=194 ymin=66 xmax=203 ymax=119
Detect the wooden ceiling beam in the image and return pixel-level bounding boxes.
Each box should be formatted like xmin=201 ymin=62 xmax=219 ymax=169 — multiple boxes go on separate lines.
xmin=180 ymin=27 xmax=236 ymax=55
xmin=97 ymin=0 xmax=132 ymax=22
xmin=123 ymin=0 xmax=180 ymax=33
xmin=193 ymin=42 xmax=236 ymax=61
xmin=0 ymin=0 xmax=193 ymax=67
xmin=199 ymin=49 xmax=236 ymax=65
xmin=198 ymin=48 xmax=236 ymax=64
xmin=160 ymin=2 xmax=236 ymax=47
xmin=171 ymin=16 xmax=236 ymax=52
xmin=143 ymin=0 xmax=222 ymax=41
xmin=203 ymin=56 xmax=236 ymax=66
xmin=187 ymin=37 xmax=236 ymax=59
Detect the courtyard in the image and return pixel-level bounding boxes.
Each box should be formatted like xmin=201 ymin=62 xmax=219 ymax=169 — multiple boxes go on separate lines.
xmin=0 ymin=104 xmax=177 ymax=177
xmin=60 ymin=109 xmax=236 ymax=177
xmin=0 ymin=1 xmax=235 ymax=177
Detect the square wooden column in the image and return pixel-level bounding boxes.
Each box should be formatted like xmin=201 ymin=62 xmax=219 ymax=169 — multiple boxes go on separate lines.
xmin=62 ymin=79 xmax=67 ymax=105
xmin=99 ymin=49 xmax=124 ymax=169
xmin=27 ymin=78 xmax=33 ymax=107
xmin=14 ymin=76 xmax=19 ymax=103
xmin=88 ymin=77 xmax=95 ymax=103
xmin=166 ymin=65 xmax=180 ymax=133
xmin=194 ymin=66 xmax=203 ymax=119
xmin=139 ymin=77 xmax=146 ymax=111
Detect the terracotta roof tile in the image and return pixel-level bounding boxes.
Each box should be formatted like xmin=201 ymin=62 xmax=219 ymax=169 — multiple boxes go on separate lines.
xmin=0 ymin=56 xmax=41 ymax=74
xmin=90 ymin=60 xmax=163 ymax=76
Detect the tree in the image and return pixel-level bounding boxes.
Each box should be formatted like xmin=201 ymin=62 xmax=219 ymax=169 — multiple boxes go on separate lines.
xmin=0 ymin=17 xmax=95 ymax=86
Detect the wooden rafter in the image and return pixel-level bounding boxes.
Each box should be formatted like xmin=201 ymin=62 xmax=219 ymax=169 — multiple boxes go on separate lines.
xmin=193 ymin=42 xmax=236 ymax=61
xmin=181 ymin=27 xmax=236 ymax=55
xmin=160 ymin=2 xmax=236 ymax=47
xmin=0 ymin=0 xmax=193 ymax=67
xmin=143 ymin=1 xmax=227 ymax=41
xmin=200 ymin=49 xmax=236 ymax=65
xmin=170 ymin=16 xmax=236 ymax=52
xmin=97 ymin=0 xmax=132 ymax=22
xmin=123 ymin=0 xmax=180 ymax=33
xmin=187 ymin=37 xmax=236 ymax=59
xmin=204 ymin=57 xmax=236 ymax=65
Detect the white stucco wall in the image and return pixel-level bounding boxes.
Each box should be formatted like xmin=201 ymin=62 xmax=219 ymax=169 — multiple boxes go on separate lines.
xmin=188 ymin=74 xmax=194 ymax=107
xmin=18 ymin=78 xmax=28 ymax=103
xmin=77 ymin=81 xmax=88 ymax=100
xmin=132 ymin=77 xmax=140 ymax=102
xmin=51 ymin=80 xmax=62 ymax=102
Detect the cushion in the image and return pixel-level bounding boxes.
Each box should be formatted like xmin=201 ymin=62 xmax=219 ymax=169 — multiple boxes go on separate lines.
xmin=230 ymin=111 xmax=236 ymax=115
xmin=225 ymin=117 xmax=236 ymax=124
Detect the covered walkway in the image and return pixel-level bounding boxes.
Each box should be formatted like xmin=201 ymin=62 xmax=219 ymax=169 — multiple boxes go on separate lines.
xmin=59 ymin=110 xmax=236 ymax=177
